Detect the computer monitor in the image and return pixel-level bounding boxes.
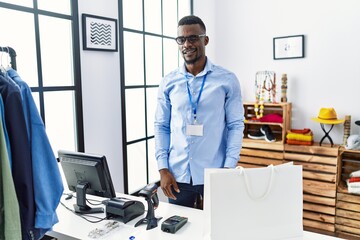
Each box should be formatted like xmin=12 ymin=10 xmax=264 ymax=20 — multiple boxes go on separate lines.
xmin=58 ymin=150 xmax=116 ymax=214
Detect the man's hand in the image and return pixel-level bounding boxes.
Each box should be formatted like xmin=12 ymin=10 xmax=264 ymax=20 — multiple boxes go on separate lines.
xmin=159 ymin=169 xmax=180 ymax=200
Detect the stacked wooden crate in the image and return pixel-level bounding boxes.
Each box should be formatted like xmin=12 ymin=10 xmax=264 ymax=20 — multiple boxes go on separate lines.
xmin=243 ymin=102 xmax=291 ymax=145
xmin=239 ymin=102 xmax=291 ymax=168
xmin=284 ymin=144 xmax=339 ymax=233
xmin=336 ymin=149 xmax=360 ymax=239
xmin=238 ymin=144 xmax=284 ymax=168
xmin=239 ymin=102 xmax=346 ymax=235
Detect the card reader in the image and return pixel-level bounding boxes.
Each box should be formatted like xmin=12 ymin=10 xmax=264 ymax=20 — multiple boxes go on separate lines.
xmin=161 ymin=215 xmax=188 ymax=233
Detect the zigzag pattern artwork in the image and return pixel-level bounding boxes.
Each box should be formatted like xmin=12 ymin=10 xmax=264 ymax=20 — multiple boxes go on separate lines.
xmin=89 ymin=21 xmax=112 ymax=46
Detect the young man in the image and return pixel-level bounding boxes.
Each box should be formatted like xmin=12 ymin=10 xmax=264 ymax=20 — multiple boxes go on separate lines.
xmin=154 ymin=15 xmax=244 ymax=208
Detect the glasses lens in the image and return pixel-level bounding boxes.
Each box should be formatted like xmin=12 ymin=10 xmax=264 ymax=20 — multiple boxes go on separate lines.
xmin=175 ymin=37 xmax=186 ymax=45
xmin=187 ymin=36 xmax=199 ymax=43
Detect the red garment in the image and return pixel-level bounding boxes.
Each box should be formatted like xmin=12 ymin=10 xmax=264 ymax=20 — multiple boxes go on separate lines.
xmin=349 ymin=177 xmax=360 ymax=183
xmin=289 ymin=128 xmax=311 ymax=134
xmin=259 ymin=113 xmax=283 ymax=123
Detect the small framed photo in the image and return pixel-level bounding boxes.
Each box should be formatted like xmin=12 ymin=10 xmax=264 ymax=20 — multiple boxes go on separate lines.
xmin=82 ymin=14 xmax=118 ymax=52
xmin=273 ymin=35 xmax=304 ymax=60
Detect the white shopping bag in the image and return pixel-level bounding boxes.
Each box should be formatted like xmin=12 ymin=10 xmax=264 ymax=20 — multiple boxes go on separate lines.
xmin=203 ymin=162 xmax=303 ymax=240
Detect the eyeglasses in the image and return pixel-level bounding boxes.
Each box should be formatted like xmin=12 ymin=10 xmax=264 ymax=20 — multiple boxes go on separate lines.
xmin=175 ymin=34 xmax=206 ymax=45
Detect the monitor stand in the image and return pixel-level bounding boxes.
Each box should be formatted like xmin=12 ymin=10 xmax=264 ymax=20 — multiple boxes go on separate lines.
xmin=74 ymin=182 xmax=104 ymax=214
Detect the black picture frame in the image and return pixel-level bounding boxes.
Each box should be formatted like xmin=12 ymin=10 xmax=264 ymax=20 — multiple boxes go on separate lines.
xmin=273 ymin=35 xmax=304 ymax=60
xmin=82 ymin=14 xmax=118 ymax=52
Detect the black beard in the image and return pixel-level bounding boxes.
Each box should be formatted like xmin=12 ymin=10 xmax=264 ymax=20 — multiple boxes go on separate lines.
xmin=184 ymin=55 xmax=201 ymax=65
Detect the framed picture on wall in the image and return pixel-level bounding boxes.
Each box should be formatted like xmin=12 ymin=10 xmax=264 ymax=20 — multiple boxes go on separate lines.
xmin=273 ymin=35 xmax=304 ymax=60
xmin=82 ymin=14 xmax=118 ymax=51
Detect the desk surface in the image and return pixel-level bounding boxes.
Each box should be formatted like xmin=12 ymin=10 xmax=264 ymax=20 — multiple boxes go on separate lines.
xmin=48 ymin=193 xmax=344 ymax=240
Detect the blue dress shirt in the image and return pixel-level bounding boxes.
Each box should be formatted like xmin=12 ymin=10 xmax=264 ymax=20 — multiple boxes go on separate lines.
xmin=155 ymin=59 xmax=244 ymax=185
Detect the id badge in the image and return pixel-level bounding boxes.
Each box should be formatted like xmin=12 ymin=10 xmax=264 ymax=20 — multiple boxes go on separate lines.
xmin=186 ymin=124 xmax=203 ymax=136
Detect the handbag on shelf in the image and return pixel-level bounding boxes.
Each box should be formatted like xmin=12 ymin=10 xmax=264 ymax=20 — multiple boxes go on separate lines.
xmin=203 ymin=162 xmax=303 ymax=240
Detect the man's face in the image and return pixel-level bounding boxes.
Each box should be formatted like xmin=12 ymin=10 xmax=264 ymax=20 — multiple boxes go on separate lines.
xmin=177 ymin=24 xmax=208 ymax=65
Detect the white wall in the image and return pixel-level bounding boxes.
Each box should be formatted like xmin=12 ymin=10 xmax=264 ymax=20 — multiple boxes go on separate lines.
xmin=78 ymin=0 xmax=124 ymax=193
xmin=195 ymin=0 xmax=360 ymax=144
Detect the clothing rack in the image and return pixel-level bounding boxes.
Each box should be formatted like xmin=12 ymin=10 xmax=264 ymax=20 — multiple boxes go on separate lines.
xmin=0 ymin=46 xmax=17 ymax=70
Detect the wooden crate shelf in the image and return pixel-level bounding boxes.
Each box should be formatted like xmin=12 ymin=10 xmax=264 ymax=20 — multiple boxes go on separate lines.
xmin=335 ymin=149 xmax=360 ymax=239
xmin=284 ymin=144 xmax=339 ymax=233
xmin=238 ymin=147 xmax=284 ymax=169
xmin=243 ymin=102 xmax=291 ymax=145
xmin=238 ymin=102 xmax=360 ymax=237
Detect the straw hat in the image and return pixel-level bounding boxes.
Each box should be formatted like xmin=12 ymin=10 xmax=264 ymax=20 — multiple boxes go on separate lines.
xmin=311 ymin=108 xmax=345 ymax=124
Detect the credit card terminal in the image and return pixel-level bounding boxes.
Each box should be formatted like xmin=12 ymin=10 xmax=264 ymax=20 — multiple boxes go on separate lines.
xmin=161 ymin=215 xmax=188 ymax=233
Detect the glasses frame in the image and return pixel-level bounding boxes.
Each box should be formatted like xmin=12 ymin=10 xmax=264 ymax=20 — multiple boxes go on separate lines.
xmin=175 ymin=34 xmax=206 ymax=45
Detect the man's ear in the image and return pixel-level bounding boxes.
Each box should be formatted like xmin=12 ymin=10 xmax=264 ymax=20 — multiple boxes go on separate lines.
xmin=204 ymin=36 xmax=209 ymax=46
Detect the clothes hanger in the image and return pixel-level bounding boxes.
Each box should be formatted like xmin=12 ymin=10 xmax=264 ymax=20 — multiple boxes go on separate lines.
xmin=5 ymin=47 xmax=12 ymax=70
xmin=0 ymin=48 xmax=7 ymax=74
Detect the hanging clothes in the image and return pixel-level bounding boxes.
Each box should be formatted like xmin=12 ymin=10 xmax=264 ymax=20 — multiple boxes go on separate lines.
xmin=0 ymin=46 xmax=63 ymax=240
xmin=0 ymin=95 xmax=22 ymax=240
xmin=0 ymin=72 xmax=38 ymax=239
xmin=7 ymin=68 xmax=64 ymax=237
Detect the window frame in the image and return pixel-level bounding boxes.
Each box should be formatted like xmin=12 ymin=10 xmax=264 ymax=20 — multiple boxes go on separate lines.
xmin=0 ymin=0 xmax=84 ymax=152
xmin=119 ymin=0 xmax=193 ymax=194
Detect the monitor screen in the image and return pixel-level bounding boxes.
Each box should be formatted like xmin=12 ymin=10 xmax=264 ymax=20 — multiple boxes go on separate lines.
xmin=58 ymin=150 xmax=116 ymax=214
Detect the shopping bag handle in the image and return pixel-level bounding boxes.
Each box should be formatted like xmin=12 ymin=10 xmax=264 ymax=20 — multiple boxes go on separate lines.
xmin=237 ymin=165 xmax=275 ymax=201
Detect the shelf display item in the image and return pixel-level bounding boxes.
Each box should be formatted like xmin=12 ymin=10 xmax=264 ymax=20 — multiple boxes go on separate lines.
xmin=286 ymin=128 xmax=313 ymax=146
xmin=247 ymin=125 xmax=276 ymax=142
xmin=281 ymin=73 xmax=288 ymax=102
xmin=346 ymin=170 xmax=360 ymax=195
xmin=345 ymin=135 xmax=360 ymax=150
xmin=311 ymin=108 xmax=345 ymax=147
xmin=342 ymin=115 xmax=351 ymax=146
xmin=254 ymin=71 xmax=276 ymax=119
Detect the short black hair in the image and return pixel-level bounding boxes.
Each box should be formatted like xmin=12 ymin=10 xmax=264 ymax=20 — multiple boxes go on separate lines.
xmin=178 ymin=15 xmax=206 ymax=32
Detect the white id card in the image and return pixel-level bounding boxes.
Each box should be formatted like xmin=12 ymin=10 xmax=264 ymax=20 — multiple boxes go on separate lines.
xmin=186 ymin=124 xmax=203 ymax=136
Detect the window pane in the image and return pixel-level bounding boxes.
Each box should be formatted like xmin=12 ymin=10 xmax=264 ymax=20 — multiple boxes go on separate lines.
xmin=125 ymin=88 xmax=145 ymax=142
xmin=0 ymin=0 xmax=32 ymax=7
xmin=145 ymin=35 xmax=162 ymax=85
xmin=163 ymin=0 xmax=178 ymax=37
xmin=44 ymin=91 xmax=77 ymax=155
xmin=37 ymin=0 xmax=71 ymax=15
xmin=144 ymin=0 xmax=161 ymax=34
xmin=123 ymin=0 xmax=143 ymax=31
xmin=127 ymin=142 xmax=147 ymax=193
xmin=31 ymin=92 xmax=40 ymax=111
xmin=163 ymin=38 xmax=179 ymax=76
xmin=178 ymin=0 xmax=191 ymax=19
xmin=124 ymin=31 xmax=144 ymax=86
xmin=0 ymin=8 xmax=38 ymax=87
xmin=146 ymin=88 xmax=157 ymax=137
xmin=147 ymin=138 xmax=159 ymax=183
xmin=39 ymin=15 xmax=74 ymax=87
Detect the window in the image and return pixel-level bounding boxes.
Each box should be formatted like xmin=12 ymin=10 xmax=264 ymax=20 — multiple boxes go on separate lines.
xmin=0 ymin=1 xmax=83 ymax=154
xmin=120 ymin=0 xmax=192 ymax=193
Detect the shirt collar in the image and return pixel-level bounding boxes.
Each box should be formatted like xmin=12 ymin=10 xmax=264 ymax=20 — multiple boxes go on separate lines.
xmin=180 ymin=58 xmax=214 ymax=78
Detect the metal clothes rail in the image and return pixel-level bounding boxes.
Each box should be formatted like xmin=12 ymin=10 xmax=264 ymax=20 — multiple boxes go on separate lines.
xmin=0 ymin=46 xmax=17 ymax=70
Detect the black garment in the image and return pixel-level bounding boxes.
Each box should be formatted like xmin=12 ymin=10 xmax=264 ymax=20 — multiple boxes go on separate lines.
xmin=0 ymin=75 xmax=39 ymax=240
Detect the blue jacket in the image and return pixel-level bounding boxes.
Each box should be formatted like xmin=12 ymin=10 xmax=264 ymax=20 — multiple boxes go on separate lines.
xmin=0 ymin=73 xmax=36 ymax=239
xmin=7 ymin=69 xmax=64 ymax=238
